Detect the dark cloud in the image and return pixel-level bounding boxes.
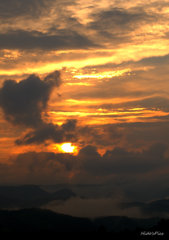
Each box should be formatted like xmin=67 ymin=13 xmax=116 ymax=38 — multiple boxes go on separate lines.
xmin=14 ymin=151 xmax=76 ymax=172
xmin=0 ymin=71 xmax=61 ymax=127
xmin=78 ymin=145 xmax=101 ymax=162
xmin=0 ymin=69 xmax=82 ymax=146
xmin=77 ymin=125 xmax=123 ymax=147
xmin=119 ymin=121 xmax=169 ymax=151
xmin=16 ymin=120 xmax=78 ymax=145
xmin=90 ymin=8 xmax=144 ymax=29
xmin=16 ymin=124 xmax=63 ymax=145
xmin=62 ymin=119 xmax=77 ymax=132
xmin=0 ymin=151 xmax=77 ymax=184
xmin=78 ymin=143 xmax=168 ymax=176
xmin=0 ymin=0 xmax=55 ymax=19
xmin=88 ymin=7 xmax=155 ymax=43
xmin=0 ymin=30 xmax=97 ymax=50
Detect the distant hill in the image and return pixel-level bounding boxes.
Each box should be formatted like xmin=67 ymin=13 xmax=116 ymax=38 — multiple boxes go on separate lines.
xmin=0 ymin=185 xmax=76 ymax=208
xmin=121 ymin=198 xmax=169 ymax=216
xmin=0 ymin=208 xmax=94 ymax=232
xmin=0 ymin=208 xmax=164 ymax=234
xmin=52 ymin=188 xmax=76 ymax=200
xmin=94 ymin=215 xmax=159 ymax=232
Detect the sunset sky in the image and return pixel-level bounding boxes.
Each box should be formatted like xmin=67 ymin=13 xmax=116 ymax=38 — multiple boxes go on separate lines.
xmin=1 ymin=0 xmax=169 ymax=208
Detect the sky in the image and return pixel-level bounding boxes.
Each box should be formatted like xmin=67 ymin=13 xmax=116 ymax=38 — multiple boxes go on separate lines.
xmin=1 ymin=0 xmax=169 ymax=216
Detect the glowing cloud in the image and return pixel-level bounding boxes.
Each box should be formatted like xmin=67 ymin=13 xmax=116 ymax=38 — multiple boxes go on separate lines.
xmin=73 ymin=69 xmax=131 ymax=79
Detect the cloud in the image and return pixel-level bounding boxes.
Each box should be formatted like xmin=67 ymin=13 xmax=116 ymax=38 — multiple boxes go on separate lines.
xmin=16 ymin=120 xmax=78 ymax=145
xmin=88 ymin=7 xmax=155 ymax=44
xmin=0 ymin=151 xmax=77 ymax=184
xmin=62 ymin=119 xmax=77 ymax=132
xmin=0 ymin=70 xmax=61 ymax=127
xmin=0 ymin=29 xmax=97 ymax=50
xmin=90 ymin=8 xmax=149 ymax=29
xmin=14 ymin=151 xmax=76 ymax=172
xmin=14 ymin=140 xmax=168 ymax=183
xmin=96 ymin=96 xmax=169 ymax=112
xmin=15 ymin=121 xmax=122 ymax=148
xmin=0 ymin=0 xmax=55 ymax=19
xmin=15 ymin=124 xmax=64 ymax=145
xmin=0 ymin=70 xmax=81 ymax=146
xmin=78 ymin=143 xmax=168 ymax=176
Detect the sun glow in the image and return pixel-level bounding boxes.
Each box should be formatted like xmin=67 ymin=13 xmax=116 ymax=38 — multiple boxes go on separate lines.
xmin=60 ymin=143 xmax=77 ymax=154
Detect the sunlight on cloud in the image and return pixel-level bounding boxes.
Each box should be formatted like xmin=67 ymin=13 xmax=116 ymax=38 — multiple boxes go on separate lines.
xmin=48 ymin=107 xmax=169 ymax=125
xmin=73 ymin=69 xmax=131 ymax=79
xmin=65 ymin=82 xmax=94 ymax=86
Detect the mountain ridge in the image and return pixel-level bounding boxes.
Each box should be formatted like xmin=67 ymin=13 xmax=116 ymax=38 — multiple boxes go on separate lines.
xmin=0 ymin=208 xmax=161 ymax=233
xmin=0 ymin=185 xmax=76 ymax=208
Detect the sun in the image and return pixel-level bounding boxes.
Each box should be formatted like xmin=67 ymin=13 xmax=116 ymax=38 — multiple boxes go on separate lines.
xmin=49 ymin=142 xmax=78 ymax=154
xmin=60 ymin=143 xmax=76 ymax=153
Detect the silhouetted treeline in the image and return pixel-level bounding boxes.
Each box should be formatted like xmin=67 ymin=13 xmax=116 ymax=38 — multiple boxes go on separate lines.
xmin=0 ymin=208 xmax=168 ymax=236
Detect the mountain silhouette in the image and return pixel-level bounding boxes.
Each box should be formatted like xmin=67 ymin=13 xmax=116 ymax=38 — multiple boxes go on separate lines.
xmin=0 ymin=208 xmax=94 ymax=232
xmin=0 ymin=208 xmax=164 ymax=234
xmin=0 ymin=185 xmax=76 ymax=208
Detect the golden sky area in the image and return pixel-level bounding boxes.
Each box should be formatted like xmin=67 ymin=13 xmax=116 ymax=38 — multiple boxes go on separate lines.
xmin=0 ymin=0 xmax=169 ymax=188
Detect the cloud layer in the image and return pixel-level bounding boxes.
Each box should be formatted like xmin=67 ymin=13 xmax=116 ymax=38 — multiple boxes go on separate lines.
xmin=1 ymin=143 xmax=169 ymax=191
xmin=0 ymin=30 xmax=97 ymax=50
